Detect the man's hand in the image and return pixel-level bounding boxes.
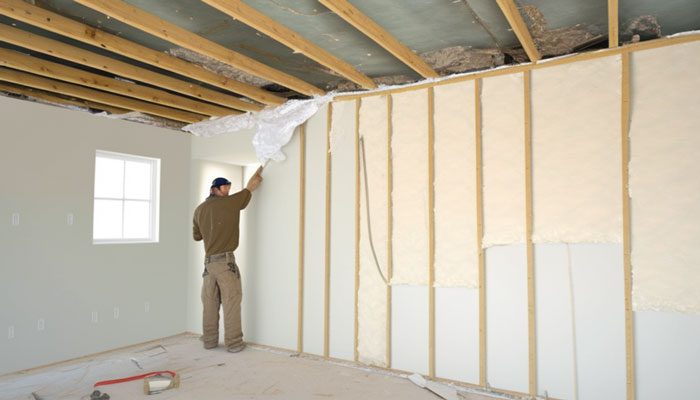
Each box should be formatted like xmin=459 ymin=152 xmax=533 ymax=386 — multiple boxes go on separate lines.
xmin=246 ymin=165 xmax=263 ymax=192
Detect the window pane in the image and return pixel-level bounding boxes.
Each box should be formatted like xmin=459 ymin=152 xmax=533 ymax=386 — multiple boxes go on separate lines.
xmin=95 ymin=156 xmax=124 ymax=198
xmin=93 ymin=199 xmax=123 ymax=239
xmin=124 ymin=160 xmax=151 ymax=200
xmin=123 ymin=200 xmax=150 ymax=239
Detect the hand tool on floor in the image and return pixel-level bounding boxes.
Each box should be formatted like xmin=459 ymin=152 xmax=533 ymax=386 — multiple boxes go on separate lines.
xmin=93 ymin=370 xmax=180 ymax=395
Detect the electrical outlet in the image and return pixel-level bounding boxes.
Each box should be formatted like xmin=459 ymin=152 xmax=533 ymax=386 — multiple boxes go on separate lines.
xmin=144 ymin=302 xmax=150 ymax=313
xmin=67 ymin=213 xmax=74 ymax=226
xmin=91 ymin=311 xmax=99 ymax=323
xmin=37 ymin=318 xmax=45 ymax=331
xmin=11 ymin=213 xmax=19 ymax=226
xmin=113 ymin=307 xmax=119 ymax=319
xmin=8 ymin=326 xmax=14 ymax=339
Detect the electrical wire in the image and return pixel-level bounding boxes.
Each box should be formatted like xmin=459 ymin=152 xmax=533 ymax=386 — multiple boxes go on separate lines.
xmin=359 ymin=136 xmax=389 ymax=285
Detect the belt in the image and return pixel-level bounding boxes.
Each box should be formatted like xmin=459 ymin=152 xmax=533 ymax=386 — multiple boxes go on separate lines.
xmin=204 ymin=251 xmax=234 ymax=264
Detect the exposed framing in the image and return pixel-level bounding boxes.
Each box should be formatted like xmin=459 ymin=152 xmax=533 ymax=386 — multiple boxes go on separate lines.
xmin=324 ymin=104 xmax=333 ymax=358
xmin=298 ymin=123 xmax=307 ymax=354
xmin=427 ymin=87 xmax=436 ymax=378
xmin=354 ymin=98 xmax=361 ymax=362
xmin=318 ymin=0 xmax=439 ymax=78
xmin=75 ymin=0 xmax=324 ymax=96
xmin=386 ymin=94 xmax=394 ymax=368
xmin=494 ymin=0 xmax=541 ymax=62
xmin=0 ymin=67 xmax=204 ymax=123
xmin=0 ymin=0 xmax=282 ymax=106
xmin=609 ymin=0 xmax=619 ymax=48
xmin=203 ymin=0 xmax=375 ymax=89
xmin=621 ymin=52 xmax=635 ymax=400
xmin=0 ymin=81 xmax=128 ymax=115
xmin=474 ymin=78 xmax=487 ymax=387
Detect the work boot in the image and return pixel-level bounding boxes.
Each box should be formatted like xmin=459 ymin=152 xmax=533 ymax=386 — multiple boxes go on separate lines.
xmin=203 ymin=342 xmax=218 ymax=350
xmin=227 ymin=343 xmax=246 ymax=353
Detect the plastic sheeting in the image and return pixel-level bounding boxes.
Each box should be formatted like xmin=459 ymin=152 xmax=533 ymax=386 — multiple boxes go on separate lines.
xmin=183 ymin=95 xmax=333 ymax=164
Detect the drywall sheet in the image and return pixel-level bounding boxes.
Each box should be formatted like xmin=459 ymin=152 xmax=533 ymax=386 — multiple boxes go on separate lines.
xmin=435 ymin=287 xmax=479 ymax=384
xmin=570 ymin=244 xmax=625 ymax=400
xmin=433 ymin=81 xmax=478 ymax=287
xmin=534 ymin=244 xmax=575 ymax=400
xmin=485 ymin=244 xmax=528 ymax=393
xmin=329 ymin=100 xmax=356 ymax=361
xmin=302 ymin=104 xmax=328 ymax=356
xmin=531 ymin=56 xmax=622 ymax=243
xmin=242 ymin=137 xmax=300 ymax=351
xmin=358 ymin=95 xmax=389 ymax=366
xmin=635 ymin=311 xmax=700 ymax=400
xmin=391 ymin=89 xmax=429 ymax=285
xmin=481 ymin=74 xmax=525 ymax=247
xmin=629 ymin=41 xmax=700 ymax=313
xmin=391 ymin=285 xmax=429 ymax=375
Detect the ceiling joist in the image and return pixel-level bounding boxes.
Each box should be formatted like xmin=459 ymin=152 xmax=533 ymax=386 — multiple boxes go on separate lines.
xmin=0 ymin=67 xmax=206 ymax=123
xmin=494 ymin=0 xmax=541 ymax=62
xmin=0 ymin=23 xmax=261 ymax=113
xmin=0 ymin=0 xmax=284 ymax=106
xmin=74 ymin=0 xmax=324 ymax=96
xmin=318 ymin=0 xmax=439 ymax=79
xmin=202 ymin=0 xmax=376 ymax=89
xmin=608 ymin=0 xmax=619 ymax=48
xmin=0 ymin=80 xmax=129 ymax=115
xmin=0 ymin=47 xmax=239 ymax=118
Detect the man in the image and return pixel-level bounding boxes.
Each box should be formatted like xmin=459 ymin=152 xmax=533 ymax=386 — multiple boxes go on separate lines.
xmin=192 ymin=167 xmax=263 ymax=353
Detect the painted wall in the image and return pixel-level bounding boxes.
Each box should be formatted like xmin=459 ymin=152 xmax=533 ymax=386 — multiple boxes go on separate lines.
xmin=239 ymin=40 xmax=700 ymax=400
xmin=0 ymin=97 xmax=191 ymax=375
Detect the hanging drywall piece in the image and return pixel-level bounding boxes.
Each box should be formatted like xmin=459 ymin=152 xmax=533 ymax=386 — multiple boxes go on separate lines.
xmin=358 ymin=95 xmax=389 ymax=366
xmin=629 ymin=41 xmax=700 ymax=313
xmin=391 ymin=89 xmax=429 ymax=285
xmin=531 ymin=56 xmax=622 ymax=243
xmin=183 ymin=95 xmax=333 ymax=164
xmin=481 ymin=73 xmax=525 ymax=247
xmin=433 ymin=81 xmax=478 ymax=288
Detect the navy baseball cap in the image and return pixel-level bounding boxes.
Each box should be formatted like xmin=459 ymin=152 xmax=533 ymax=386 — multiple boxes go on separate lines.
xmin=211 ymin=177 xmax=232 ymax=188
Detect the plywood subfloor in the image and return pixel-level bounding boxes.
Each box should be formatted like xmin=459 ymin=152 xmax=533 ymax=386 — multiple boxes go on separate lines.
xmin=0 ymin=334 xmax=507 ymax=400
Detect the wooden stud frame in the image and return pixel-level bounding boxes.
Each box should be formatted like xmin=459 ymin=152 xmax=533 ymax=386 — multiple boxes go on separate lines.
xmin=609 ymin=0 xmax=619 ymax=48
xmin=354 ymin=98 xmax=361 ymax=363
xmin=495 ymin=0 xmax=541 ymax=62
xmin=386 ymin=94 xmax=394 ymax=368
xmin=324 ymin=104 xmax=333 ymax=358
xmin=298 ymin=123 xmax=307 ymax=354
xmin=0 ymin=81 xmax=128 ymax=115
xmin=621 ymin=52 xmax=635 ymax=400
xmin=474 ymin=79 xmax=487 ymax=387
xmin=427 ymin=87 xmax=436 ymax=378
xmin=523 ymin=70 xmax=537 ymax=397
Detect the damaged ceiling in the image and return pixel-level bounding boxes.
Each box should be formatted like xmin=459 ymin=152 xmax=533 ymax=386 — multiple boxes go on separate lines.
xmin=0 ymin=0 xmax=698 ymax=129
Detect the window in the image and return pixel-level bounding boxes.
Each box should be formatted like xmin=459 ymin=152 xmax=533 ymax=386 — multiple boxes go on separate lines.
xmin=93 ymin=150 xmax=160 ymax=243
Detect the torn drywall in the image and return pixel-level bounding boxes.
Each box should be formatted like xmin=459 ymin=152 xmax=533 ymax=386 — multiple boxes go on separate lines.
xmin=629 ymin=41 xmax=700 ymax=313
xmin=433 ymin=81 xmax=478 ymax=288
xmin=531 ymin=56 xmax=622 ymax=243
xmin=390 ymin=89 xmax=429 ymax=286
xmin=481 ymin=73 xmax=525 ymax=247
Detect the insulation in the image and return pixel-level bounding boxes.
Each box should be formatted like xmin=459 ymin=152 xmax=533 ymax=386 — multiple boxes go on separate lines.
xmin=481 ymin=73 xmax=525 ymax=247
xmin=433 ymin=81 xmax=478 ymax=288
xmin=531 ymin=56 xmax=622 ymax=243
xmin=358 ymin=95 xmax=389 ymax=366
xmin=390 ymin=89 xmax=429 ymax=285
xmin=629 ymin=41 xmax=700 ymax=313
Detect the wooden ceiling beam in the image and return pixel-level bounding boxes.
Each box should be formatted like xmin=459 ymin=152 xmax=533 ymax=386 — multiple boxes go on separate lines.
xmin=608 ymin=0 xmax=619 ymax=48
xmin=0 ymin=0 xmax=283 ymax=106
xmin=0 ymin=23 xmax=258 ymax=113
xmin=494 ymin=0 xmax=541 ymax=62
xmin=75 ymin=0 xmax=324 ymax=96
xmin=0 ymin=67 xmax=206 ymax=123
xmin=318 ymin=0 xmax=438 ymax=79
xmin=202 ymin=0 xmax=376 ymax=89
xmin=0 ymin=47 xmax=240 ymax=118
xmin=0 ymin=80 xmax=129 ymax=114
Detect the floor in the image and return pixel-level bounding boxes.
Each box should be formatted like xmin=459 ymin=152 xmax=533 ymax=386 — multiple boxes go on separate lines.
xmin=0 ymin=334 xmax=510 ymax=400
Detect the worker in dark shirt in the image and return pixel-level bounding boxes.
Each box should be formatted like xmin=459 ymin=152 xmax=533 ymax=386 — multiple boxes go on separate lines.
xmin=193 ymin=167 xmax=263 ymax=352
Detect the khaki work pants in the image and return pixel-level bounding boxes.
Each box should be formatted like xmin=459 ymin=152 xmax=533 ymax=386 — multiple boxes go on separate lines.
xmin=201 ymin=253 xmax=242 ymax=348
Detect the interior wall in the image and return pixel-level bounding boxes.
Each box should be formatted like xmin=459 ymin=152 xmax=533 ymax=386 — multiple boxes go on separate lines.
xmin=237 ymin=39 xmax=700 ymax=400
xmin=0 ymin=97 xmax=191 ymax=375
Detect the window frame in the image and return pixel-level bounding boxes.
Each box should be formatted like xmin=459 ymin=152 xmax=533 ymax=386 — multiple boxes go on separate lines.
xmin=92 ymin=150 xmax=161 ymax=244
